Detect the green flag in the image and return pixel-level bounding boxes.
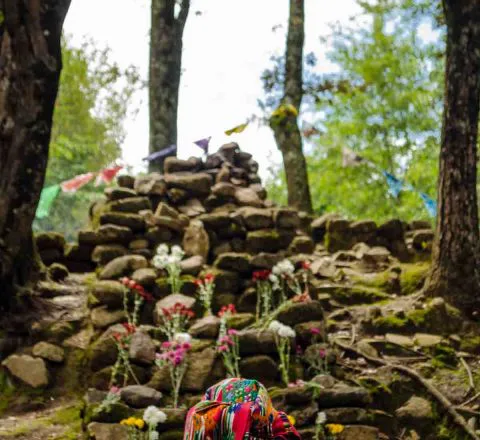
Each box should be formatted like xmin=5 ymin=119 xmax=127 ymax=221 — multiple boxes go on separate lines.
xmin=36 ymin=184 xmax=61 ymax=219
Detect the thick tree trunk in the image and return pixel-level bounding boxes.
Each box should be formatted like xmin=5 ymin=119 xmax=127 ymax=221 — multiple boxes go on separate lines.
xmin=270 ymin=0 xmax=312 ymax=213
xmin=0 ymin=0 xmax=70 ymax=310
xmin=424 ymin=0 xmax=480 ymax=316
xmin=149 ymin=0 xmax=190 ymax=173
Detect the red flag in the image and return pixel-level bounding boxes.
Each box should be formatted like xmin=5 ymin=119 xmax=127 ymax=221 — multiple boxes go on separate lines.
xmin=95 ymin=165 xmax=123 ymax=186
xmin=61 ymin=173 xmax=95 ymax=193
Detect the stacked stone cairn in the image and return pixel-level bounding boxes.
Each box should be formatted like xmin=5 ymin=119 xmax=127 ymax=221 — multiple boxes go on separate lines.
xmin=1 ymin=142 xmax=455 ymax=440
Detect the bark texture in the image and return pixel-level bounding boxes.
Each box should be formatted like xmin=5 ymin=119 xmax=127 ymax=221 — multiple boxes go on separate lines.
xmin=0 ymin=0 xmax=71 ymax=309
xmin=149 ymin=0 xmax=190 ymax=172
xmin=424 ymin=0 xmax=480 ymax=315
xmin=270 ymin=0 xmax=312 ymax=213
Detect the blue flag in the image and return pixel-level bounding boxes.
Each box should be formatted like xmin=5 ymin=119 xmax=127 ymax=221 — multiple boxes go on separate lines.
xmin=382 ymin=171 xmax=404 ymax=198
xmin=419 ymin=192 xmax=437 ymax=217
xmin=193 ymin=137 xmax=211 ymax=154
xmin=142 ymin=144 xmax=177 ymax=162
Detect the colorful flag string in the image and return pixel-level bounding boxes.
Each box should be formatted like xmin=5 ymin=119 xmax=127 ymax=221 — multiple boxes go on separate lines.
xmin=35 ymin=165 xmax=123 ymax=220
xmin=342 ymin=148 xmax=437 ymax=217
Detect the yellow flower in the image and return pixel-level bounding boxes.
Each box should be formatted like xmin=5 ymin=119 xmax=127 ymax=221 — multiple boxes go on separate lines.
xmin=326 ymin=424 xmax=344 ymax=435
xmin=287 ymin=415 xmax=296 ymax=426
xmin=120 ymin=417 xmax=144 ymax=429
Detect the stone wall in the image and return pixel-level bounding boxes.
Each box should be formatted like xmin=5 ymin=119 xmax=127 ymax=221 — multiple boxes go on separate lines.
xmin=9 ymin=143 xmax=445 ymax=440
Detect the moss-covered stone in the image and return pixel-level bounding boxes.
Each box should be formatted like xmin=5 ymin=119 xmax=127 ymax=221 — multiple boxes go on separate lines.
xmin=370 ymin=315 xmax=411 ymax=333
xmin=35 ymin=232 xmax=66 ymax=251
xmin=330 ymin=285 xmax=389 ymax=305
xmin=246 ymin=229 xmax=282 ymax=253
xmin=400 ymin=262 xmax=430 ymax=295
xmin=459 ymin=336 xmax=480 ymax=354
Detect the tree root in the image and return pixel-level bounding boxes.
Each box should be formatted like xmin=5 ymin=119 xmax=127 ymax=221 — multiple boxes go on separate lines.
xmin=333 ymin=338 xmax=480 ymax=440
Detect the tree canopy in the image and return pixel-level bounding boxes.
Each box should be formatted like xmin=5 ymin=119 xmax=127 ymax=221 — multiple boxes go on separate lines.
xmin=34 ymin=37 xmax=142 ymax=240
xmin=265 ymin=0 xmax=445 ymax=223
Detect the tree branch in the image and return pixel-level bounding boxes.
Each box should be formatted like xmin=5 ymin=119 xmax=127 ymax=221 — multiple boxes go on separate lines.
xmin=176 ymin=0 xmax=190 ymax=32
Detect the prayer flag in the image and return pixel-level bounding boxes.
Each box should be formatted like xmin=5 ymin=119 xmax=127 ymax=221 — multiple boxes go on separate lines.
xmin=61 ymin=172 xmax=95 ymax=193
xmin=142 ymin=145 xmax=177 ymax=162
xmin=225 ymin=123 xmax=248 ymax=136
xmin=419 ymin=192 xmax=437 ymax=217
xmin=382 ymin=171 xmax=404 ymax=198
xmin=95 ymin=165 xmax=123 ymax=186
xmin=271 ymin=103 xmax=299 ymax=119
xmin=36 ymin=185 xmax=61 ymax=219
xmin=342 ymin=147 xmax=364 ymax=167
xmin=193 ymin=137 xmax=211 ymax=154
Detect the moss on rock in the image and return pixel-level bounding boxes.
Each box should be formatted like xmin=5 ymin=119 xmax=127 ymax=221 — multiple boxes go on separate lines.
xmin=399 ymin=262 xmax=430 ymax=295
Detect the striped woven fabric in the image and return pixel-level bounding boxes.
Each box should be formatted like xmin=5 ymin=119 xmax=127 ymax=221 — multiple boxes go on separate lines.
xmin=183 ymin=378 xmax=301 ymax=440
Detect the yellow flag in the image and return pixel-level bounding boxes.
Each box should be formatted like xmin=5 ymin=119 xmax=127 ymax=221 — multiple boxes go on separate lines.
xmin=271 ymin=103 xmax=299 ymax=119
xmin=225 ymin=122 xmax=248 ymax=136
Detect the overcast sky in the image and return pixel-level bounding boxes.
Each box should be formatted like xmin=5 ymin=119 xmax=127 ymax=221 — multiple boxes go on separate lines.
xmin=64 ymin=0 xmax=361 ymax=178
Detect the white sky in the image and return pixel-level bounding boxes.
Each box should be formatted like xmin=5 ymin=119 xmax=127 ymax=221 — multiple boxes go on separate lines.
xmin=64 ymin=0 xmax=361 ymax=179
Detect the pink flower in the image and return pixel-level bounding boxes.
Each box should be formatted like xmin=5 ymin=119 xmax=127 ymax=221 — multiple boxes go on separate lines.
xmin=161 ymin=341 xmax=172 ymax=349
xmin=310 ymin=328 xmax=320 ymax=335
xmin=110 ymin=386 xmax=120 ymax=394
xmin=227 ymin=329 xmax=239 ymax=336
xmin=219 ymin=336 xmax=234 ymax=346
xmin=245 ymin=386 xmax=251 ymax=392
xmin=173 ymin=355 xmax=183 ymax=366
xmin=319 ymin=349 xmax=326 ymax=358
xmin=218 ymin=345 xmax=229 ymax=352
xmin=182 ymin=342 xmax=192 ymax=350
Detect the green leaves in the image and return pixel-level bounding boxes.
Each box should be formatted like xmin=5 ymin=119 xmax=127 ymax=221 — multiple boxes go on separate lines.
xmin=34 ymin=36 xmax=142 ymax=240
xmin=266 ymin=0 xmax=445 ymax=222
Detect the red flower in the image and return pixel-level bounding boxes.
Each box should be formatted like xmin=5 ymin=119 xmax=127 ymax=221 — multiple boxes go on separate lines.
xmin=122 ymin=322 xmax=136 ymax=334
xmin=252 ymin=270 xmax=271 ymax=281
xmin=194 ymin=279 xmax=203 ymax=287
xmin=204 ymin=273 xmax=215 ymax=283
xmin=218 ymin=303 xmax=237 ymax=317
xmin=112 ymin=332 xmax=123 ymax=342
xmin=138 ymin=290 xmax=154 ymax=302
xmin=120 ymin=277 xmax=130 ymax=286
xmin=302 ymin=261 xmax=311 ymax=271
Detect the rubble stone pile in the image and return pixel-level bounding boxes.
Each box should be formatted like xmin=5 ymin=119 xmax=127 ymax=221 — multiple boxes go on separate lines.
xmin=2 ymin=144 xmax=475 ymax=440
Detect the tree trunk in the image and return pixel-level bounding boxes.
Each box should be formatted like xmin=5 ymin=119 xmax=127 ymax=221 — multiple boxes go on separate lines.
xmin=424 ymin=0 xmax=480 ymax=316
xmin=149 ymin=0 xmax=190 ymax=173
xmin=0 ymin=0 xmax=71 ymax=310
xmin=270 ymin=0 xmax=312 ymax=213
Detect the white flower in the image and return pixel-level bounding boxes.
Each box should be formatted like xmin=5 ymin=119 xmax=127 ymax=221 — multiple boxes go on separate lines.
xmin=171 ymin=245 xmax=185 ymax=259
xmin=149 ymin=432 xmax=159 ymax=440
xmin=152 ymin=254 xmax=168 ymax=269
xmin=268 ymin=320 xmax=282 ymax=333
xmin=277 ymin=324 xmax=296 ymax=339
xmin=269 ymin=273 xmax=280 ymax=290
xmin=273 ymin=259 xmax=295 ymax=277
xmin=316 ymin=411 xmax=327 ymax=425
xmin=143 ymin=405 xmax=167 ymax=426
xmin=156 ymin=244 xmax=169 ymax=256
xmin=174 ymin=332 xmax=192 ymax=344
xmin=167 ymin=255 xmax=181 ymax=265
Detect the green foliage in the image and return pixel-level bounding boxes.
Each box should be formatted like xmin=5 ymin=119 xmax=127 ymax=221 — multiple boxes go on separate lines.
xmin=34 ymin=36 xmax=141 ymax=241
xmin=266 ymin=0 xmax=445 ymax=222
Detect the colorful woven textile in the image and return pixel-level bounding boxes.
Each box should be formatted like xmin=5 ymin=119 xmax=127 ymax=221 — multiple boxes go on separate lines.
xmin=183 ymin=378 xmax=301 ymax=440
